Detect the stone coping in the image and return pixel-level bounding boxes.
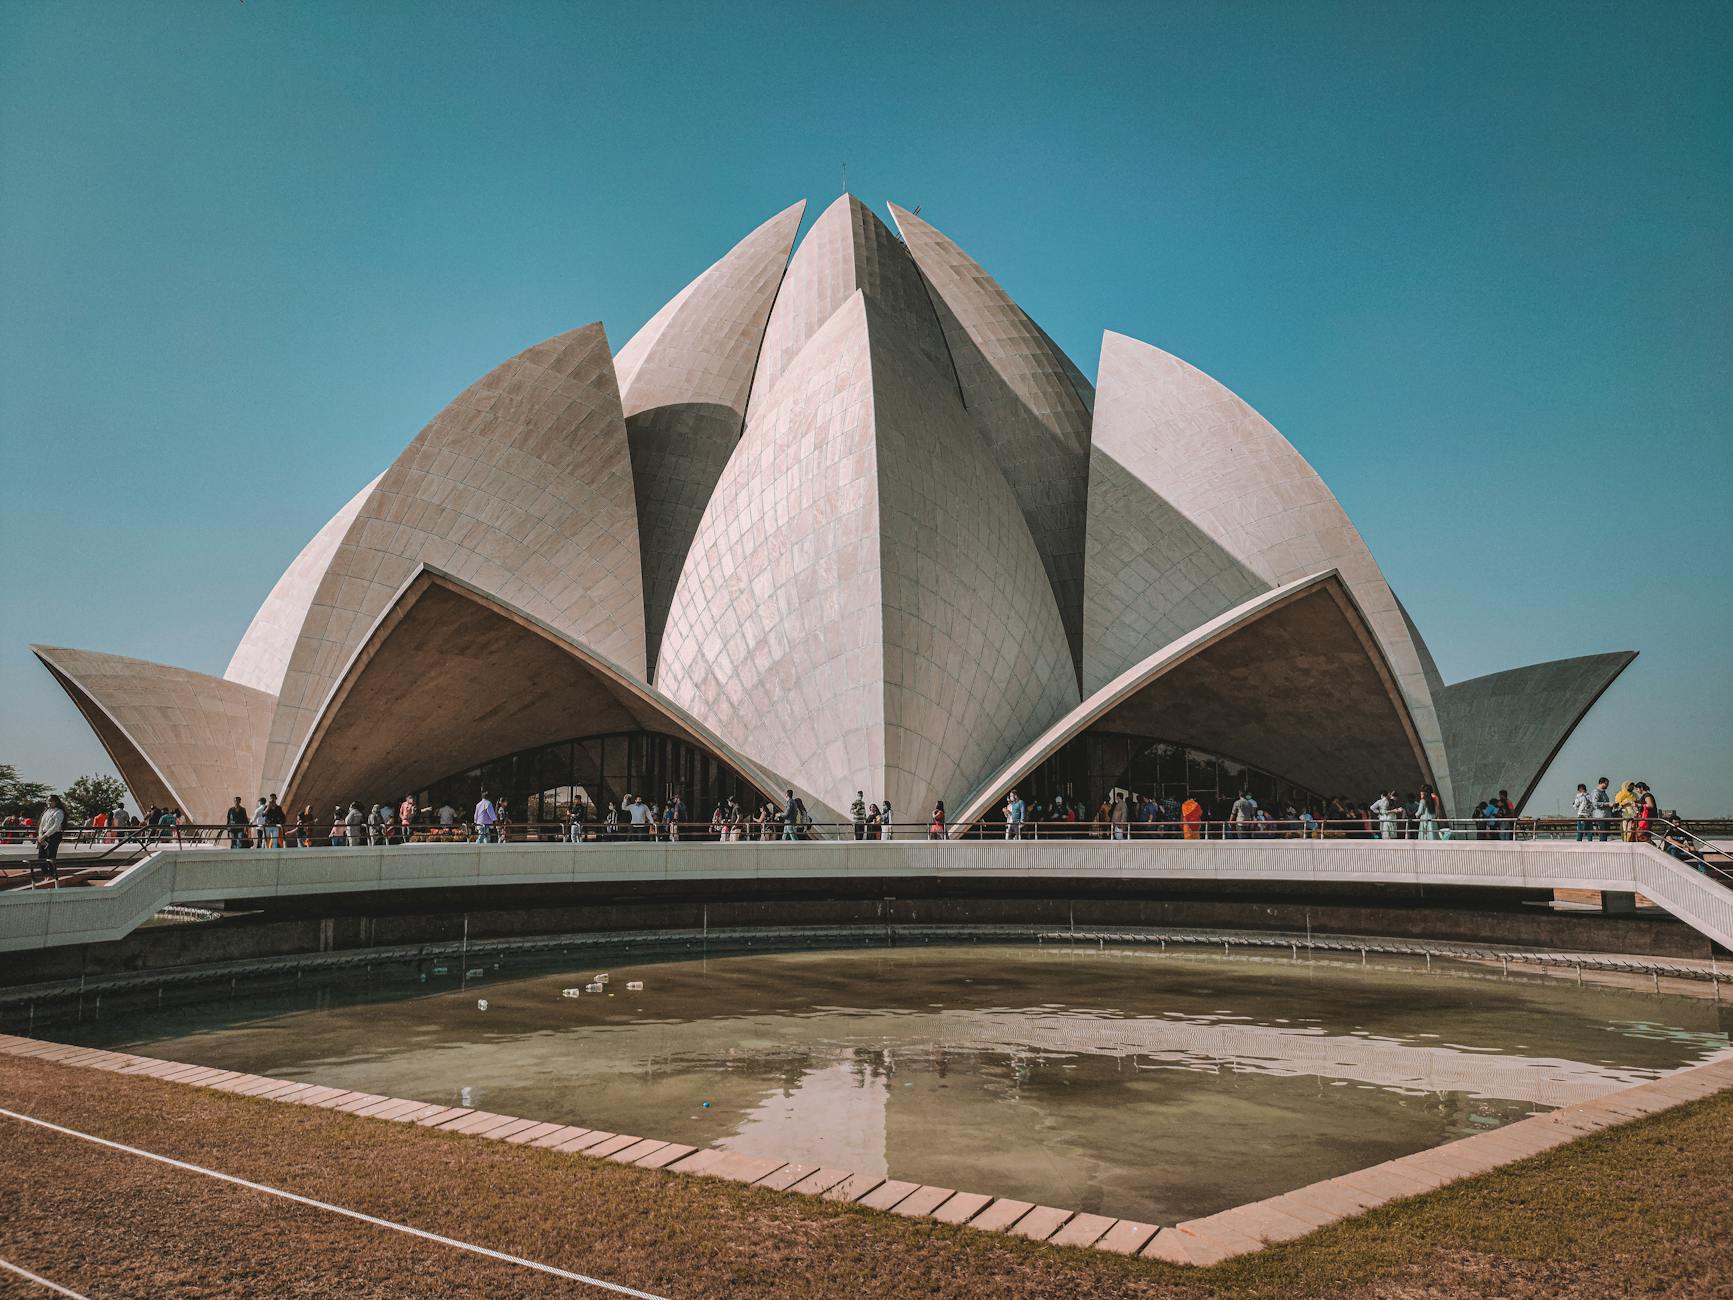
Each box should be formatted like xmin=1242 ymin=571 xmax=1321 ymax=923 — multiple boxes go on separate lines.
xmin=3 ymin=1031 xmax=1729 ymax=1266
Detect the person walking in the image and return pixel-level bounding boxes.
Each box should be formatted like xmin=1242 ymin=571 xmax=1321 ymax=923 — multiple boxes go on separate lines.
xmin=1110 ymin=791 xmax=1130 ymax=840
xmin=225 ymin=796 xmax=249 ymax=849
xmin=568 ymin=799 xmax=586 ymax=843
xmin=1180 ymin=796 xmax=1203 ymax=840
xmin=252 ymin=797 xmax=270 ymax=849
xmin=850 ymin=791 xmax=868 ymax=840
xmin=626 ymin=793 xmax=651 ymax=841
xmin=1005 ymin=789 xmax=1026 ymax=840
xmin=1635 ymin=783 xmax=1657 ymax=844
xmin=1615 ymin=781 xmax=1638 ymax=840
xmin=473 ymin=791 xmax=498 ymax=844
xmin=1230 ymin=791 xmax=1258 ymax=840
xmin=34 ymin=795 xmax=67 ymax=887
xmin=263 ymin=795 xmax=285 ymax=847
xmin=667 ymin=794 xmax=685 ymax=842
xmin=345 ymin=801 xmax=366 ymax=846
xmin=1591 ymin=777 xmax=1614 ymax=841
xmin=780 ymin=789 xmax=805 ymax=841
xmin=880 ymin=797 xmax=893 ymax=841
xmin=1416 ymin=786 xmax=1441 ymax=841
xmin=368 ymin=803 xmax=386 ymax=846
xmin=1371 ymin=791 xmax=1397 ymax=840
xmin=1572 ymin=783 xmax=1594 ymax=841
xmin=928 ymin=800 xmax=946 ymax=840
xmin=1495 ymin=790 xmax=1516 ymax=840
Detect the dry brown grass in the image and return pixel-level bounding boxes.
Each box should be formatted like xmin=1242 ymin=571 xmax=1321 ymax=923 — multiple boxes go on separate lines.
xmin=0 ymin=1053 xmax=1728 ymax=1298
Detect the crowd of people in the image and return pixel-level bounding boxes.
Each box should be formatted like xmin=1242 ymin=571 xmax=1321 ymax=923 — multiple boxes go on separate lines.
xmin=1569 ymin=777 xmax=1666 ymax=843
xmin=8 ymin=775 xmax=1692 ymax=888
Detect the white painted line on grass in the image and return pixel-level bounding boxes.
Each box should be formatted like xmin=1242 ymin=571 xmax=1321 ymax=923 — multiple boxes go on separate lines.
xmin=0 ymin=1107 xmax=669 ymax=1299
xmin=0 ymin=1256 xmax=91 ymax=1299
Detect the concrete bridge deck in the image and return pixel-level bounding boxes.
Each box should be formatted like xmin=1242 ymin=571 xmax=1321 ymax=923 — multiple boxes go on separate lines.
xmin=2 ymin=838 xmax=1729 ymax=955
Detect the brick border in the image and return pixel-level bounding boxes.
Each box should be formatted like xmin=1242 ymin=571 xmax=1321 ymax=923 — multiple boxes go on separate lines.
xmin=2 ymin=1032 xmax=1728 ymax=1265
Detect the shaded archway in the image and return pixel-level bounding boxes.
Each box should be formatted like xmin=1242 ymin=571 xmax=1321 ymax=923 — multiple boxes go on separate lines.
xmin=954 ymin=571 xmax=1431 ymax=827
xmin=283 ymin=567 xmax=817 ymax=821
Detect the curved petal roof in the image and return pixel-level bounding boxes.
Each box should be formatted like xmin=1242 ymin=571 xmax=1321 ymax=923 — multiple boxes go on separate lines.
xmin=658 ymin=290 xmax=1076 ymax=818
xmin=285 ymin=565 xmax=829 ymax=821
xmin=613 ymin=200 xmax=805 ymax=674
xmin=889 ymin=203 xmax=1094 ymax=681
xmin=33 ymin=645 xmax=276 ymax=823
xmin=1085 ymin=329 xmax=1452 ymax=805
xmin=30 ymin=194 xmax=1640 ymax=829
xmin=745 ymin=195 xmax=956 ymax=418
xmin=224 ymin=472 xmax=382 ymax=696
xmin=1437 ymin=651 xmax=1637 ymax=812
xmin=262 ymin=323 xmax=645 ymax=791
xmin=955 ymin=571 xmax=1429 ymax=826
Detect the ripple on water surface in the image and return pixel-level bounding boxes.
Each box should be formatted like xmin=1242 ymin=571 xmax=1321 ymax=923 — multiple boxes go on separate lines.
xmin=65 ymin=945 xmax=1733 ymax=1223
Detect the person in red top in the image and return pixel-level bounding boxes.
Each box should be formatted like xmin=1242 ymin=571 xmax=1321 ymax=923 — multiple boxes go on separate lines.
xmin=1635 ymin=783 xmax=1657 ymax=843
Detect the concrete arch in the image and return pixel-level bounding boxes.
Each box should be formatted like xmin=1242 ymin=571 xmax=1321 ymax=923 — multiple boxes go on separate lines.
xmin=263 ymin=323 xmax=646 ymax=792
xmin=225 ymin=473 xmax=383 ymax=696
xmin=1084 ymin=330 xmax=1454 ymax=808
xmin=284 ymin=566 xmax=827 ymax=823
xmin=744 ymin=195 xmax=957 ymax=420
xmin=1437 ymin=651 xmax=1638 ymax=813
xmin=613 ymin=200 xmax=805 ymax=675
xmin=33 ymin=645 xmax=277 ymax=823
xmin=954 ymin=571 xmax=1430 ymax=827
xmin=889 ymin=203 xmax=1094 ymax=683
xmin=658 ymin=290 xmax=1077 ymax=820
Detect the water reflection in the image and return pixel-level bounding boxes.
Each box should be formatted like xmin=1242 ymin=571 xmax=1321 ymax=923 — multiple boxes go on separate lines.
xmin=59 ymin=945 xmax=1731 ymax=1223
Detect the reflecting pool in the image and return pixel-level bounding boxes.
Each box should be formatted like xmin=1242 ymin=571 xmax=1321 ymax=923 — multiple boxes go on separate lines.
xmin=58 ymin=944 xmax=1732 ymax=1222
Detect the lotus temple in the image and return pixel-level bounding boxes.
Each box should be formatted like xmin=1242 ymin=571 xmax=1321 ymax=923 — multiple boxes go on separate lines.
xmin=30 ymin=194 xmax=1635 ymax=829
xmin=10 ymin=197 xmax=1733 ymax=1292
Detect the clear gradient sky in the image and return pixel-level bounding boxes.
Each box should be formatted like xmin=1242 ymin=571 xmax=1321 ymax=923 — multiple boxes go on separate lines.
xmin=1 ymin=1 xmax=1728 ymax=813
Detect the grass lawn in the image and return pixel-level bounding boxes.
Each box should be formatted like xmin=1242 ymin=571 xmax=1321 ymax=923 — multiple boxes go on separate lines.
xmin=0 ymin=1052 xmax=1727 ymax=1298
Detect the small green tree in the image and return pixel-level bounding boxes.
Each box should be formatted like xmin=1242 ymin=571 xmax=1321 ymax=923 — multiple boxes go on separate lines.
xmin=62 ymin=773 xmax=130 ymax=823
xmin=0 ymin=763 xmax=56 ymax=819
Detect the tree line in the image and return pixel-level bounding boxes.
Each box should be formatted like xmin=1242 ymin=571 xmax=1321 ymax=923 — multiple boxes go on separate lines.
xmin=0 ymin=763 xmax=129 ymax=823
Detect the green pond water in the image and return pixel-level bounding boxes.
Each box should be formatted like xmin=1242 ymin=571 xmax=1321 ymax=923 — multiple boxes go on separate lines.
xmin=56 ymin=944 xmax=1732 ymax=1223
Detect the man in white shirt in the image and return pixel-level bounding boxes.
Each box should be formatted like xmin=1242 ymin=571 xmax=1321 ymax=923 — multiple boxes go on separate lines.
xmin=1370 ymin=791 xmax=1396 ymax=840
xmin=1230 ymin=792 xmax=1258 ymax=839
xmin=474 ymin=792 xmax=498 ymax=844
xmin=626 ymin=794 xmax=652 ymax=841
xmin=35 ymin=795 xmax=67 ymax=886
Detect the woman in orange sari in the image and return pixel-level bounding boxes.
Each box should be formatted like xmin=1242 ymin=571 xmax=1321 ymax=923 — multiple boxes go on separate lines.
xmin=1181 ymin=797 xmax=1203 ymax=840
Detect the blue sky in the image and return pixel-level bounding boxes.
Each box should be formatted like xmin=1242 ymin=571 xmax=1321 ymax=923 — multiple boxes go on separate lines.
xmin=1 ymin=0 xmax=1728 ymax=813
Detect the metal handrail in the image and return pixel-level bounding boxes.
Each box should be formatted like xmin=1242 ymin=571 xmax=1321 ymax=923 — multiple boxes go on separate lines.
xmin=1646 ymin=818 xmax=1733 ymax=887
xmin=4 ymin=815 xmax=1727 ymax=848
